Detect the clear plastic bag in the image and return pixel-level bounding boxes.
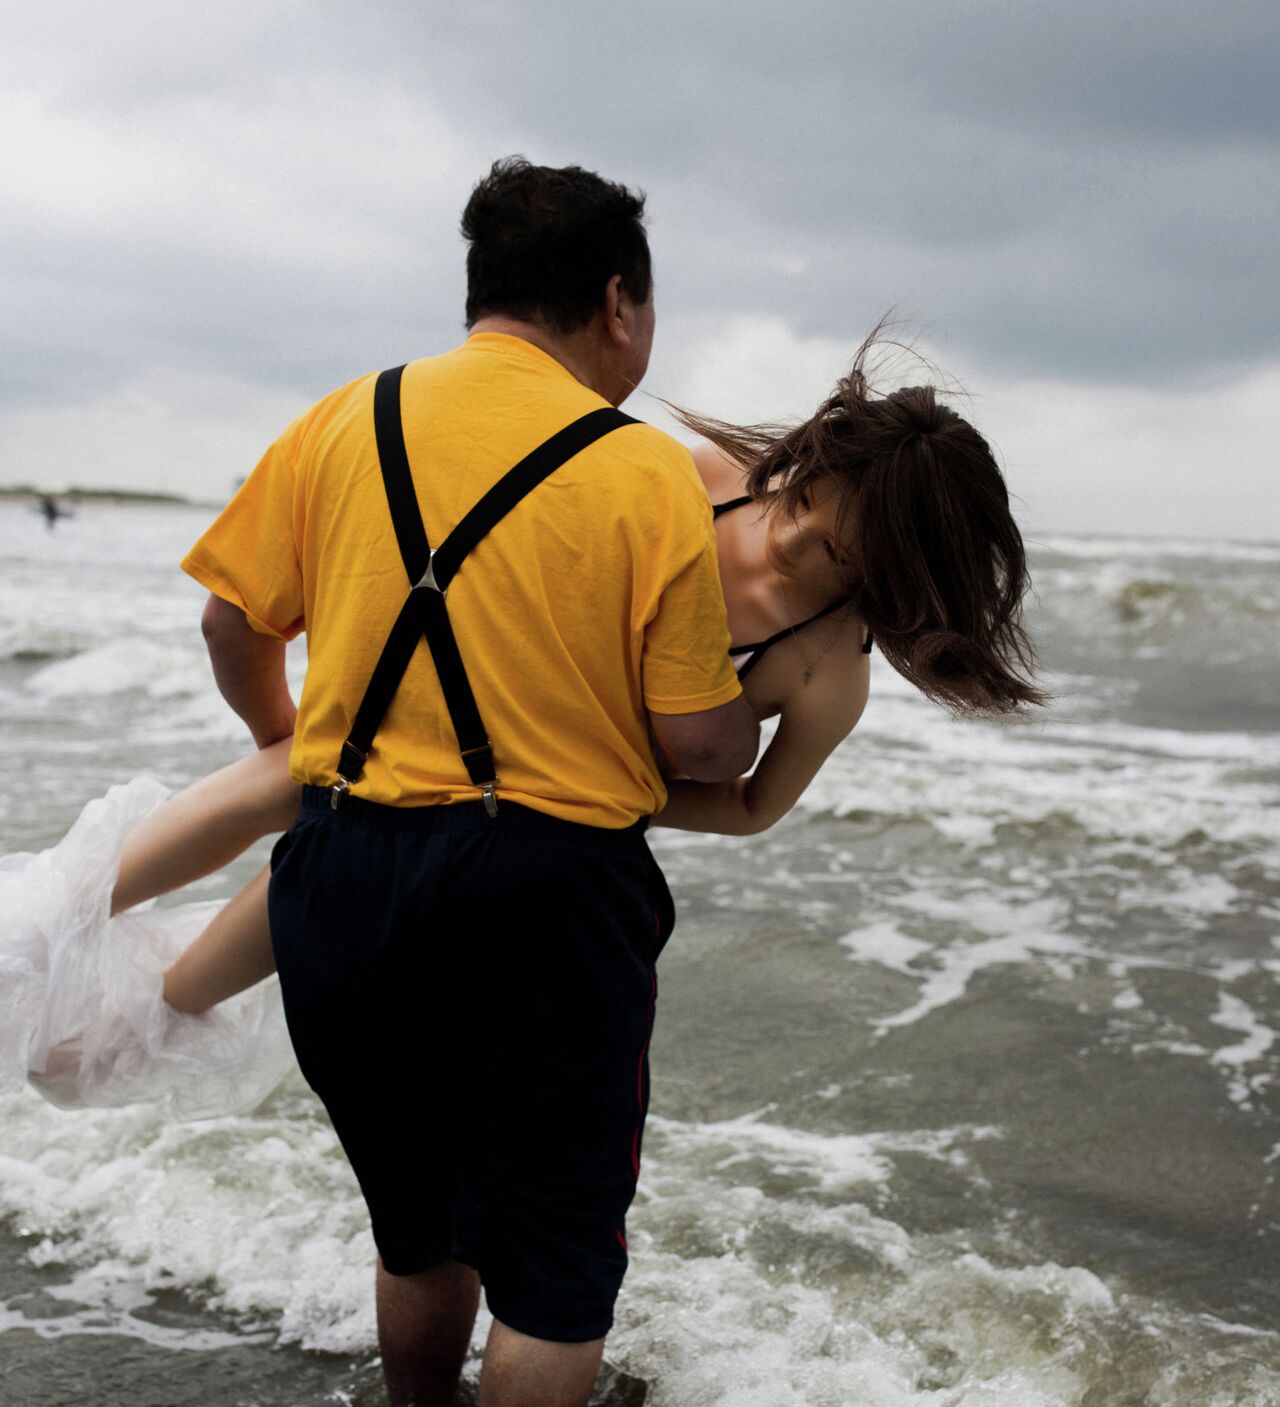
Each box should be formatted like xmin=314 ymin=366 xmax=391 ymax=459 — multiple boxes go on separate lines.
xmin=0 ymin=779 xmax=294 ymax=1119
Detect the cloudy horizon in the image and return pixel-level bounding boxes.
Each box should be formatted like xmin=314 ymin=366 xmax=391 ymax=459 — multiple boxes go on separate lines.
xmin=3 ymin=1 xmax=1276 ymax=542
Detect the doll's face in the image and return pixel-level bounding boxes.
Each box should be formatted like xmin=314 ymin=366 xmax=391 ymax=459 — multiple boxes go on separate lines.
xmin=765 ymin=477 xmax=852 ymax=599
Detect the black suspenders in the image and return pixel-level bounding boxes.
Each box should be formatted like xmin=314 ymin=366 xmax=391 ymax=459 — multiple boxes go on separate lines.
xmin=330 ymin=364 xmax=635 ymax=815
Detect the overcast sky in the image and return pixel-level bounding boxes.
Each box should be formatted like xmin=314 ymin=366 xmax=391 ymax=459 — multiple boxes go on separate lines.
xmin=3 ymin=0 xmax=1276 ymax=542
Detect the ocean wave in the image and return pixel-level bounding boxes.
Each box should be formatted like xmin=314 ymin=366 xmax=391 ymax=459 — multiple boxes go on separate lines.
xmin=1030 ymin=535 xmax=1280 ymax=565
xmin=1028 ymin=562 xmax=1280 ymax=637
xmin=23 ymin=640 xmax=214 ymax=701
xmin=0 ymin=1260 xmax=270 ymax=1352
xmin=2 ymin=1087 xmax=1271 ymax=1404
xmin=1123 ymin=576 xmax=1277 ymax=625
xmin=0 ymin=622 xmax=91 ymax=664
xmin=796 ymin=685 xmax=1280 ymax=851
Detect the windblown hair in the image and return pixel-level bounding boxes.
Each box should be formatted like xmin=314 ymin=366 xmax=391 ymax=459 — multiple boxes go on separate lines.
xmin=673 ymin=331 xmax=1047 ymax=717
xmin=461 ymin=156 xmax=651 ymax=334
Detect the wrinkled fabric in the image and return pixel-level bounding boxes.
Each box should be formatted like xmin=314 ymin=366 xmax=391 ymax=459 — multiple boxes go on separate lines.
xmin=0 ymin=779 xmax=293 ymax=1119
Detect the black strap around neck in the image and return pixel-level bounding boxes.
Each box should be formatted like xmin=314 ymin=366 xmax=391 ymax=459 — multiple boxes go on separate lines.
xmin=713 ymin=492 xmax=873 ymax=672
xmin=712 ymin=495 xmax=754 ymax=519
xmin=728 ymin=597 xmax=858 ymax=681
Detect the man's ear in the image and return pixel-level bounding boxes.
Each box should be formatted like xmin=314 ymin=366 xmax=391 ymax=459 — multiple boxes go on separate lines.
xmin=603 ymin=273 xmax=630 ymax=349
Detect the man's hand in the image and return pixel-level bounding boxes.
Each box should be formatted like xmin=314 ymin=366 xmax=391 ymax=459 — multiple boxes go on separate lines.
xmin=200 ymin=594 xmax=297 ymax=749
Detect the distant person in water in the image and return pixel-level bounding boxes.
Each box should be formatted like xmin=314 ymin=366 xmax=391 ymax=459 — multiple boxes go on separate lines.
xmin=39 ymin=493 xmax=62 ymax=529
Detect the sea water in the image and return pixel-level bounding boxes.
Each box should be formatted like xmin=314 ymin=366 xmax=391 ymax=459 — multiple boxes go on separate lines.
xmin=0 ymin=500 xmax=1277 ymax=1405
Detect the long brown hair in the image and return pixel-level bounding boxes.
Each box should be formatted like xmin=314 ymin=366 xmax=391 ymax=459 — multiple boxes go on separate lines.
xmin=672 ymin=330 xmax=1048 ymax=716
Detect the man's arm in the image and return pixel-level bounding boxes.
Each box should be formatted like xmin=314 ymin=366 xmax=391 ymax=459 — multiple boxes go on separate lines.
xmin=649 ymin=694 xmax=759 ymax=783
xmin=201 ymin=594 xmax=297 ymax=749
xmin=655 ymin=658 xmax=867 ymax=834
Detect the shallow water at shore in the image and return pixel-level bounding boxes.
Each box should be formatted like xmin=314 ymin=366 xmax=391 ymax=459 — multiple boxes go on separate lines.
xmin=1 ymin=502 xmax=1277 ymax=1404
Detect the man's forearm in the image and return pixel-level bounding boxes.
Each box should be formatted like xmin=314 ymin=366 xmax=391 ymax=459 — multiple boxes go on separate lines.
xmin=201 ymin=594 xmax=297 ymax=748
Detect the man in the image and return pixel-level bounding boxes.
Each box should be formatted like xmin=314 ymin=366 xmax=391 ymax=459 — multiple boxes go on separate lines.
xmin=181 ymin=157 xmax=758 ymax=1407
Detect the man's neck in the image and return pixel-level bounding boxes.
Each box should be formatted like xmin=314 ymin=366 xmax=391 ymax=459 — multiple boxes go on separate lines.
xmin=467 ymin=315 xmax=616 ymax=403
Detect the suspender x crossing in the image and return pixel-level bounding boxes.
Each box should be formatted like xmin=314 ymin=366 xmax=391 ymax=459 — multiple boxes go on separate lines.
xmin=331 ymin=364 xmax=635 ymax=815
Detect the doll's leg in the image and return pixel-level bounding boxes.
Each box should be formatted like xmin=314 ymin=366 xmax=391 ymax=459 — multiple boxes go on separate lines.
xmin=162 ymin=865 xmax=276 ymax=1015
xmin=111 ymin=739 xmax=300 ymax=915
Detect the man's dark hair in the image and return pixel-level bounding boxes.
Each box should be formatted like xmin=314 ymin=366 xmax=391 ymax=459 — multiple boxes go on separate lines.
xmin=461 ymin=157 xmax=651 ymax=334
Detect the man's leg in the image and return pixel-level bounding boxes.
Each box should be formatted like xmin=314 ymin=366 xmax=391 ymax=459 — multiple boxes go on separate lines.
xmin=377 ymin=1255 xmax=482 ymax=1407
xmin=477 ymin=1320 xmax=604 ymax=1407
xmin=455 ymin=829 xmax=661 ymax=1407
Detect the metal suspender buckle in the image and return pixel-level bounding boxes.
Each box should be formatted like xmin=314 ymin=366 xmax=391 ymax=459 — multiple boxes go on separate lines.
xmin=460 ymin=743 xmax=498 ymax=818
xmin=331 ymin=740 xmax=368 ymax=809
xmin=414 ymin=549 xmax=446 ymax=596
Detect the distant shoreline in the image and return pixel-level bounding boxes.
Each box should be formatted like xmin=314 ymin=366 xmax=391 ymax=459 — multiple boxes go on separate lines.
xmin=0 ymin=486 xmax=1275 ymax=551
xmin=0 ymin=485 xmax=197 ymax=506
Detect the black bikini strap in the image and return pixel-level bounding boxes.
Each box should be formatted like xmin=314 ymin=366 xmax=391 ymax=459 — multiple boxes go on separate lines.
xmin=728 ymin=596 xmax=853 ymax=660
xmin=712 ymin=495 xmax=754 ymax=519
xmin=728 ymin=598 xmax=868 ymax=682
xmin=715 ymin=489 xmax=874 ymax=666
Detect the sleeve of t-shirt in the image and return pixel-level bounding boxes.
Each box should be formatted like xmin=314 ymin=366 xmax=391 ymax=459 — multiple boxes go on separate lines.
xmin=179 ymin=411 xmax=310 ymax=642
xmin=642 ymin=480 xmax=742 ymax=716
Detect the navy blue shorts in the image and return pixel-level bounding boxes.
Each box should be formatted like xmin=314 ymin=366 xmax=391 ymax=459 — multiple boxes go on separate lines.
xmin=267 ymin=787 xmax=674 ymax=1343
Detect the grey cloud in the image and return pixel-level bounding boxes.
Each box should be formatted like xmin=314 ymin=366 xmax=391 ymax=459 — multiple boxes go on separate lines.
xmin=868 ymin=0 xmax=1280 ymax=145
xmin=347 ymin=0 xmax=1280 ymax=380
xmin=1 ymin=0 xmax=1276 ymax=410
xmin=5 ymin=218 xmax=468 ymax=412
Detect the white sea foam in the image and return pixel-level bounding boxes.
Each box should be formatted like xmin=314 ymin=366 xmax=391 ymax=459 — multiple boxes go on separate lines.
xmin=862 ymin=929 xmax=1088 ymax=1035
xmin=0 ymin=1086 xmax=379 ymax=1354
xmin=0 ymin=620 xmax=89 ymax=662
xmin=1 ymin=1083 xmax=1276 ymax=1405
xmin=644 ymin=1111 xmax=1002 ymax=1194
xmin=798 ymin=680 xmax=1280 ymax=852
xmin=620 ymin=1124 xmax=1266 ymax=1407
xmin=928 ymin=813 xmax=998 ymax=847
xmin=837 ymin=890 xmax=1084 ymax=1032
xmin=1031 ymin=534 xmax=1280 ymax=564
xmin=1108 ymin=870 xmax=1243 ymax=922
xmin=1209 ymin=993 xmax=1279 ymax=1109
xmin=0 ymin=1090 xmax=1004 ymax=1388
xmin=17 ymin=637 xmax=310 ymax=751
xmin=835 ymin=879 xmax=1279 ymax=1118
xmin=24 ymin=639 xmax=210 ymax=700
xmin=1131 ymin=1040 xmax=1211 ymax=1057
xmin=0 ymin=1258 xmax=272 ymax=1351
xmin=837 ymin=921 xmax=933 ymax=976
xmin=1030 ymin=716 xmax=1280 ymax=765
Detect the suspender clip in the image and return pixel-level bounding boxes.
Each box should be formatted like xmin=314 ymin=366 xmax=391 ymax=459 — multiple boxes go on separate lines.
xmin=414 ymin=549 xmax=447 ymax=596
xmin=330 ymin=776 xmax=351 ymax=810
xmin=460 ymin=744 xmax=499 ymax=818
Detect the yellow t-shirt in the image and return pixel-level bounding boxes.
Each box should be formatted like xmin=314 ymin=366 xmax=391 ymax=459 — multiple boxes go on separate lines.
xmin=182 ymin=333 xmax=740 ymax=826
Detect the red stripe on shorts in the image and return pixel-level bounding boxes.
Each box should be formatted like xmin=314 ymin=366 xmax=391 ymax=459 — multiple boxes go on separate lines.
xmin=629 ymin=965 xmax=658 ymax=1180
